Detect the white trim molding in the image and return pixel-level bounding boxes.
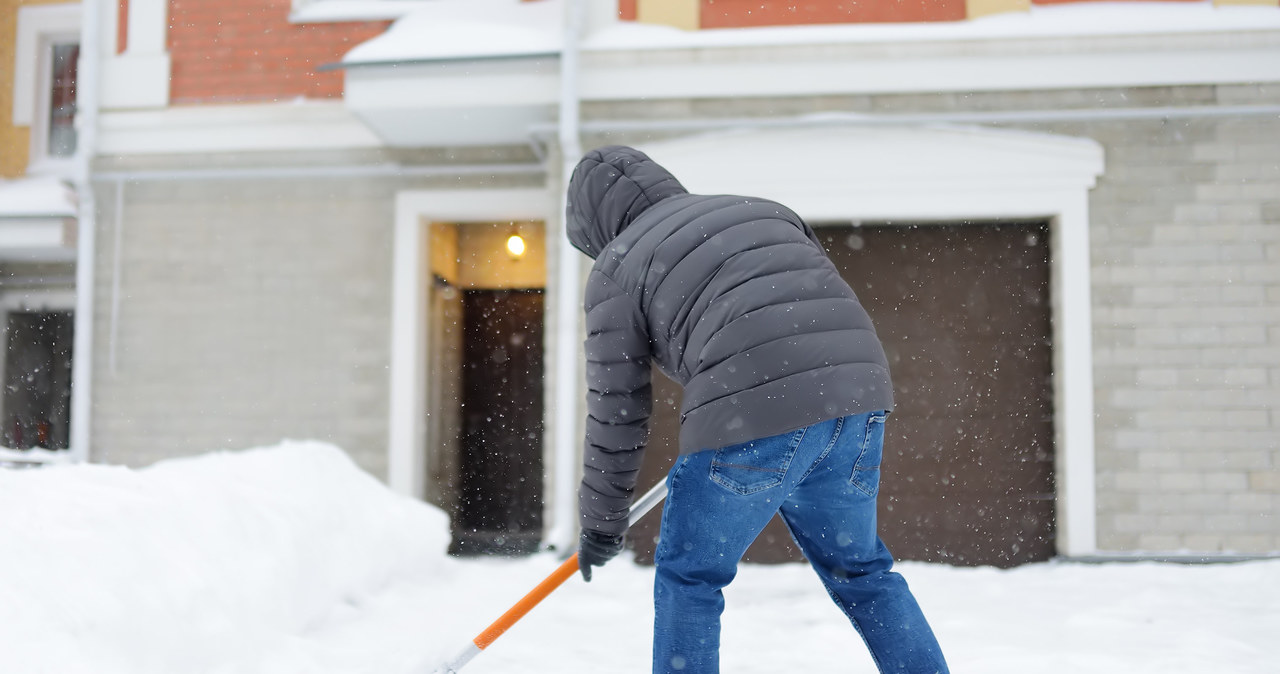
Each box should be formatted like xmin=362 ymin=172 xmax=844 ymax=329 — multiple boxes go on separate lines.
xmin=635 ymin=124 xmax=1104 ymax=557
xmin=388 ymin=189 xmax=552 ymax=500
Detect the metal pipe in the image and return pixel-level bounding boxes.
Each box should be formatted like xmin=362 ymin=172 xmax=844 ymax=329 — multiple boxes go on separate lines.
xmin=545 ymin=0 xmax=585 ymax=554
xmin=69 ymin=0 xmax=103 ymax=464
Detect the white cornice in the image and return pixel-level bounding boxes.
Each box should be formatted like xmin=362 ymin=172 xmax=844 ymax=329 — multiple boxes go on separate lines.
xmin=97 ymin=102 xmax=384 ymax=155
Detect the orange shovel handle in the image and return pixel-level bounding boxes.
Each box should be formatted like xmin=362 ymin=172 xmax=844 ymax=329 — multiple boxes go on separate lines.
xmin=473 ymin=552 xmax=581 ymax=649
xmin=438 ymin=481 xmax=668 ymax=673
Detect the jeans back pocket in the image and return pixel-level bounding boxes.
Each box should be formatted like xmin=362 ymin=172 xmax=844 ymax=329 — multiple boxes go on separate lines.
xmin=850 ymin=413 xmax=887 ymax=497
xmin=709 ymin=427 xmax=806 ymax=495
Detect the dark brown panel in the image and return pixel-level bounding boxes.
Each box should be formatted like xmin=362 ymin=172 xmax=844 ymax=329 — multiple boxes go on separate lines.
xmin=632 ymin=222 xmax=1056 ymax=568
xmin=824 ymin=223 xmax=1056 ymax=568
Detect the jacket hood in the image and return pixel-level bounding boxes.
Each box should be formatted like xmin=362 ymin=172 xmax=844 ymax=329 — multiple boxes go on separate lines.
xmin=566 ymin=145 xmax=688 ymax=259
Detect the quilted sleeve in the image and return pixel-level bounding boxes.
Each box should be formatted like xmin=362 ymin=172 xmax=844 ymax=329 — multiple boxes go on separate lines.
xmin=578 ymin=269 xmax=653 ymax=537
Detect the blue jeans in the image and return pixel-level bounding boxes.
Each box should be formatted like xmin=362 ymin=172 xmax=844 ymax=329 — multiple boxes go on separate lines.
xmin=653 ymin=412 xmax=949 ymax=674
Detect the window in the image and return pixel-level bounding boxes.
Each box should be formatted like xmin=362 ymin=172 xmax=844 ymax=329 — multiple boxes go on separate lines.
xmin=47 ymin=43 xmax=80 ymax=159
xmin=12 ymin=4 xmax=82 ymax=173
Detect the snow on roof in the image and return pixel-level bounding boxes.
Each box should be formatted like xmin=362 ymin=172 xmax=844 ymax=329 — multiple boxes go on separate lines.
xmin=0 ymin=176 xmax=78 ymax=219
xmin=341 ymin=1 xmax=1280 ymax=66
xmin=341 ymin=0 xmax=562 ymax=65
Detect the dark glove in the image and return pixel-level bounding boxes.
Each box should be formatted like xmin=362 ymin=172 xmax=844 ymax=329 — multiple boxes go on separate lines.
xmin=578 ymin=530 xmax=625 ymax=582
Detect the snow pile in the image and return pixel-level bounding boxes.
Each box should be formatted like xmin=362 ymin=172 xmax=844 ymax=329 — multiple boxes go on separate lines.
xmin=0 ymin=176 xmax=78 ymax=218
xmin=0 ymin=441 xmax=453 ymax=674
xmin=2 ymin=441 xmax=1277 ymax=673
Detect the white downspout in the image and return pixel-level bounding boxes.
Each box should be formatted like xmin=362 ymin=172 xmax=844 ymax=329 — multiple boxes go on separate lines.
xmin=69 ymin=0 xmax=102 ymax=463
xmin=546 ymin=0 xmax=584 ymax=553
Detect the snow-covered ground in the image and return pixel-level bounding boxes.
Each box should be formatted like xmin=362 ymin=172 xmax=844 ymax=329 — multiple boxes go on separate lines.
xmin=2 ymin=442 xmax=1276 ymax=674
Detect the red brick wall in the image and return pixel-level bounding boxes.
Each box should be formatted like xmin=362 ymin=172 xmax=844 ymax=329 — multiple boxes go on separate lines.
xmin=118 ymin=0 xmax=128 ymax=53
xmin=618 ymin=0 xmax=637 ymax=21
xmin=700 ymin=0 xmax=966 ymax=28
xmin=167 ymin=0 xmax=390 ymax=104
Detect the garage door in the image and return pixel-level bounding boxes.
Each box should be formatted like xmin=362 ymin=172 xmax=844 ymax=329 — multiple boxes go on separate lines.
xmin=629 ymin=221 xmax=1056 ymax=568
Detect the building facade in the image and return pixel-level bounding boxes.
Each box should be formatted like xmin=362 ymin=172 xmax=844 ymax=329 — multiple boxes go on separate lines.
xmin=1 ymin=0 xmax=81 ymax=467
xmin=3 ymin=0 xmax=1278 ymax=565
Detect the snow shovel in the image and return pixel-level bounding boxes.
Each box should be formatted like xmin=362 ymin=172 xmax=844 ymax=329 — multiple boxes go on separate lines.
xmin=434 ymin=480 xmax=669 ymax=674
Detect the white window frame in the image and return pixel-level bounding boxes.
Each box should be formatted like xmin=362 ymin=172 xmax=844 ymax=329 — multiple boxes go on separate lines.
xmin=388 ymin=189 xmax=552 ymax=501
xmin=12 ymin=4 xmax=82 ymax=177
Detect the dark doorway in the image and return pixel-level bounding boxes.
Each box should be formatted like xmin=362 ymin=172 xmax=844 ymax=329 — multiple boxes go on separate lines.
xmin=3 ymin=311 xmax=74 ymax=451
xmin=451 ymin=289 xmax=545 ymax=556
xmin=631 ymin=222 xmax=1056 ymax=568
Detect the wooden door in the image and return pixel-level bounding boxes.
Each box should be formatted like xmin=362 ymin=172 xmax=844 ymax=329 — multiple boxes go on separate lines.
xmin=452 ymin=289 xmax=545 ymax=555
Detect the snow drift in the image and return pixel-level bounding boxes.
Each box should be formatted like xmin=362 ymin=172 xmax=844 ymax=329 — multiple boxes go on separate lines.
xmin=0 ymin=441 xmax=454 ymax=673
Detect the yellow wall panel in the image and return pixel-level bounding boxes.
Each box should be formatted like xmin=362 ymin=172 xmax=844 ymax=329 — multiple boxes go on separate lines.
xmin=456 ymin=221 xmax=547 ymax=290
xmin=637 ymin=0 xmax=699 ymax=31
xmin=967 ymin=0 xmax=1030 ymax=20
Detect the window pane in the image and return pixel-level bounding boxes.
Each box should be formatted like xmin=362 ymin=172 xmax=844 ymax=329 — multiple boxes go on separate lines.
xmin=48 ymin=43 xmax=79 ymax=158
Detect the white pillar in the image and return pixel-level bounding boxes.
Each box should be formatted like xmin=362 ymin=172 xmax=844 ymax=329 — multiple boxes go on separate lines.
xmin=101 ymin=0 xmax=171 ymax=109
xmin=388 ymin=197 xmax=427 ymax=498
xmin=1054 ymin=194 xmax=1099 ymax=557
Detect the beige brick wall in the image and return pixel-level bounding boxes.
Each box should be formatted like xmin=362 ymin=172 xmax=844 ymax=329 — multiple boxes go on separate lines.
xmin=1081 ymin=87 xmax=1280 ymax=554
xmin=87 ymin=173 xmax=399 ymax=477
xmin=87 ymin=147 xmax=543 ymax=483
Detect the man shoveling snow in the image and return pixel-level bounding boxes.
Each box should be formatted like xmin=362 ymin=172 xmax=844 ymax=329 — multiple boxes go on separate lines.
xmin=566 ymin=145 xmax=949 ymax=674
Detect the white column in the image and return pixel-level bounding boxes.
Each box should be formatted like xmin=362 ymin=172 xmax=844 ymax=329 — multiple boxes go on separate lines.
xmin=1054 ymin=193 xmax=1099 ymax=557
xmin=101 ymin=0 xmax=171 ymax=109
xmin=388 ymin=196 xmax=427 ymax=498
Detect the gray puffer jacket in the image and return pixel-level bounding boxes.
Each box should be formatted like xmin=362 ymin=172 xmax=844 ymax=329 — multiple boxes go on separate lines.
xmin=567 ymin=145 xmax=893 ymax=536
